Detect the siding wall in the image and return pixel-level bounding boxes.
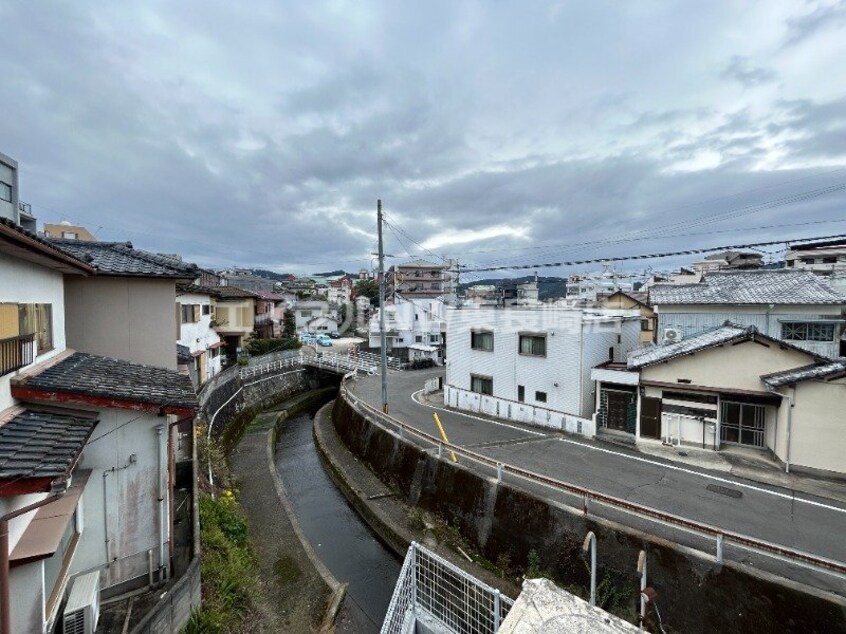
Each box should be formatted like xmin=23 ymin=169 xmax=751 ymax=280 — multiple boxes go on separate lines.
xmin=446 ymin=307 xmax=640 ymax=419
xmin=655 ymin=304 xmax=844 ymax=358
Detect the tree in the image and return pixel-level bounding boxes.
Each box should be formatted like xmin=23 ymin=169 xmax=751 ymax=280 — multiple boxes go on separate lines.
xmin=355 ymin=279 xmax=379 ymax=307
xmin=282 ymin=309 xmax=296 ymax=339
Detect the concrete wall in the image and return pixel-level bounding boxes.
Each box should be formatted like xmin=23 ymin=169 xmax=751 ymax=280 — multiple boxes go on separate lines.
xmin=332 ymin=394 xmax=846 ymax=634
xmin=64 ymin=276 xmax=178 ymax=369
xmin=128 ymin=557 xmax=201 ymax=634
xmin=655 ymin=305 xmax=844 ymax=358
xmin=0 ymin=251 xmax=68 ymax=411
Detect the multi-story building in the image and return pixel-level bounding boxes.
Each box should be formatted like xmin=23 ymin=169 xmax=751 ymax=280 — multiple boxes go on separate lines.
xmin=43 ymin=221 xmax=97 ymax=241
xmin=445 ymin=305 xmax=641 ymax=433
xmin=648 ymin=269 xmax=846 ymax=358
xmin=176 ymin=283 xmax=223 ymax=386
xmin=211 ymin=286 xmax=258 ymax=363
xmin=785 ymin=239 xmax=846 ymax=291
xmin=387 ymin=259 xmax=455 ymax=302
xmin=0 ymin=151 xmax=36 ymax=232
xmin=463 ymin=278 xmax=539 ymax=307
xmin=294 ymin=300 xmax=339 ymax=334
xmin=565 ymin=264 xmax=634 ymax=302
xmin=597 ymin=290 xmax=656 ymax=344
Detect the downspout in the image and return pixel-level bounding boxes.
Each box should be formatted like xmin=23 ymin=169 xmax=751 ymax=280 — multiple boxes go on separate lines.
xmin=0 ymin=480 xmax=68 ymax=634
xmin=156 ymin=425 xmax=167 ymax=581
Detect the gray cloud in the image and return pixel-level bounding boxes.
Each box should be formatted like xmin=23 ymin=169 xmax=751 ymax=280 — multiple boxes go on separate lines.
xmin=784 ymin=1 xmax=846 ymax=47
xmin=0 ymin=2 xmax=844 ymax=277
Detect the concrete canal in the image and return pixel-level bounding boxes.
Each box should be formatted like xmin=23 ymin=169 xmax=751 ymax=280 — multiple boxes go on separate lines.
xmin=274 ymin=399 xmax=402 ymax=633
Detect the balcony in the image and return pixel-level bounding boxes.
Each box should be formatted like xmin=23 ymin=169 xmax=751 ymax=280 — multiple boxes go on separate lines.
xmin=0 ymin=333 xmax=36 ymax=376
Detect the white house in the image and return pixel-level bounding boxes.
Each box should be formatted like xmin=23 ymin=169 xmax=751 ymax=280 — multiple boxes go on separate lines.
xmin=648 ymin=269 xmax=846 ymax=358
xmin=176 ymin=283 xmax=223 ymax=386
xmin=369 ymin=296 xmax=446 ymax=362
xmin=295 ymin=300 xmax=339 ymax=334
xmin=591 ymin=323 xmax=846 ymax=476
xmin=445 ymin=305 xmax=641 ymax=434
xmin=0 ymin=218 xmax=196 ymax=633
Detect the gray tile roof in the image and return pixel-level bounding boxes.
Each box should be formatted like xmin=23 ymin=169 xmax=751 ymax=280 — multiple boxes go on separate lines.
xmin=49 ymin=239 xmax=198 ymax=278
xmin=648 ymin=270 xmax=846 ymax=305
xmin=762 ymin=359 xmax=846 ymax=388
xmin=628 ymin=323 xmax=755 ymax=369
xmin=215 ymin=285 xmax=259 ymax=299
xmin=0 ymin=407 xmax=98 ymax=479
xmin=17 ymin=352 xmax=197 ymax=411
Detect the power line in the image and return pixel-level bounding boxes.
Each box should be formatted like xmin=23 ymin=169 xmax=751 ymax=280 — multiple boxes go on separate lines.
xmin=459 ymin=232 xmax=846 ymax=273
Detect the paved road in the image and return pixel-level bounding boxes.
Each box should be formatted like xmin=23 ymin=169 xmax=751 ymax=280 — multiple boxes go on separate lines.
xmin=351 ymin=369 xmax=846 ymax=595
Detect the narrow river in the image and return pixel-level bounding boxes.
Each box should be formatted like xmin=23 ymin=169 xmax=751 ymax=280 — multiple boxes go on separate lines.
xmin=274 ymin=402 xmax=402 ymax=633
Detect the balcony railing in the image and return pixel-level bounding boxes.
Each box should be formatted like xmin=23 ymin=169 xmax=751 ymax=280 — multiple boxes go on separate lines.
xmin=0 ymin=333 xmax=36 ymax=376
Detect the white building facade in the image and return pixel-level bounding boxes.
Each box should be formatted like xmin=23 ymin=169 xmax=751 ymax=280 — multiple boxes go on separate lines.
xmin=444 ymin=306 xmax=641 ymax=435
xmin=176 ymin=287 xmax=223 ymax=386
xmin=369 ymin=297 xmax=446 ymax=362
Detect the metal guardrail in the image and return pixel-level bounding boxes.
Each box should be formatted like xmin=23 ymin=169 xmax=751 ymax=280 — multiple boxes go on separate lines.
xmin=340 ymin=377 xmax=846 ymax=584
xmin=382 ymin=542 xmax=512 ymax=634
xmin=0 ymin=332 xmax=35 ymax=377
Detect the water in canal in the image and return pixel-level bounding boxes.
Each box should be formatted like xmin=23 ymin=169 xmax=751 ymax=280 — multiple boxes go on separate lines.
xmin=274 ymin=402 xmax=402 ymax=633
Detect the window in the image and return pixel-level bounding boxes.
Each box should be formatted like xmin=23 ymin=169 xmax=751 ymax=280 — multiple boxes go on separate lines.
xmin=781 ymin=322 xmax=836 ymax=342
xmin=0 ymin=181 xmax=11 ymax=203
xmin=471 ymin=374 xmax=493 ymax=395
xmin=181 ymin=304 xmax=199 ymax=324
xmin=300 ymin=310 xmax=313 ymax=318
xmin=823 ymin=257 xmax=837 ymax=264
xmin=517 ymin=385 xmax=525 ymax=402
xmin=415 ymin=335 xmax=423 ymax=343
xmin=415 ymin=313 xmax=419 ymax=321
xmin=61 ymin=231 xmax=78 ymax=239
xmin=19 ymin=304 xmax=52 ymax=353
xmin=535 ymin=391 xmax=547 ymax=403
xmin=519 ymin=334 xmax=546 ymax=356
xmin=429 ymin=334 xmax=440 ymax=343
xmin=641 ymin=319 xmax=652 ymax=332
xmin=471 ymin=330 xmax=494 ymax=351
xmin=202 ymin=304 xmax=211 ymax=316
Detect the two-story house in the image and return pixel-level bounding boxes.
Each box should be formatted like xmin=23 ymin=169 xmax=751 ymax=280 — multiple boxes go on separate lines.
xmin=1 ymin=218 xmax=196 ymax=634
xmin=369 ymin=296 xmax=446 ymax=363
xmin=294 ymin=300 xmax=339 ymax=335
xmin=212 ymin=286 xmax=258 ymax=364
xmin=648 ymin=270 xmax=846 ymax=358
xmin=176 ymin=283 xmax=223 ymax=386
xmin=445 ymin=305 xmax=641 ymax=434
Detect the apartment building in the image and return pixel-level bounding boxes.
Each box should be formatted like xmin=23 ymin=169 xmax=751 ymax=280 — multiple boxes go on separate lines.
xmin=369 ymin=296 xmax=446 ymax=362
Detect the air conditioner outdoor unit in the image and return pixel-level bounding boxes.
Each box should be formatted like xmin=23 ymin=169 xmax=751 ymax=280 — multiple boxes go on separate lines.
xmin=62 ymin=570 xmax=100 ymax=634
xmin=663 ymin=328 xmax=682 ymax=343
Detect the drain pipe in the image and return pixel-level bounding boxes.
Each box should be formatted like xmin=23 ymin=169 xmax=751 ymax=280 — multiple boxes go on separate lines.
xmin=156 ymin=425 xmax=168 ymax=582
xmin=785 ymin=388 xmax=795 ymax=474
xmin=582 ymin=531 xmax=597 ymax=607
xmin=1 ymin=479 xmax=68 ymax=634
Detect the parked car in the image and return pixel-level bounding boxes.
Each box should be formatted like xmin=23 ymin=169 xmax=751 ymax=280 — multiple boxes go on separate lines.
xmin=316 ymin=334 xmax=333 ymax=347
xmin=328 ymin=332 xmax=341 ymax=339
xmin=299 ymin=333 xmax=317 ymax=344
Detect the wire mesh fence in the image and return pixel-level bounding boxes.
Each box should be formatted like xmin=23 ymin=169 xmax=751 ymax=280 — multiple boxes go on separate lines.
xmin=382 ymin=542 xmax=513 ymax=634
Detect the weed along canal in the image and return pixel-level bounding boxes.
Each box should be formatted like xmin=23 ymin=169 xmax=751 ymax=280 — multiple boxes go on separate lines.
xmin=274 ymin=397 xmax=402 ymax=632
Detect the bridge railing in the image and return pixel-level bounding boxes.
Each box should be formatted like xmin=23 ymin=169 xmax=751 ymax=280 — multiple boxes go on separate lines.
xmin=339 ymin=376 xmax=846 ymax=593
xmin=238 ymin=350 xmax=401 ymax=380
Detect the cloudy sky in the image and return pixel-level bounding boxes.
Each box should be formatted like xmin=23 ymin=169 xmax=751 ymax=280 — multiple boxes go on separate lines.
xmin=2 ymin=1 xmax=846 ymax=279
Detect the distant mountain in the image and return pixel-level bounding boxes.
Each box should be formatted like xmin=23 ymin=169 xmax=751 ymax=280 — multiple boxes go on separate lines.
xmin=311 ymin=269 xmax=347 ymax=277
xmin=252 ymin=269 xmax=295 ymax=282
xmin=460 ymin=276 xmax=568 ymax=301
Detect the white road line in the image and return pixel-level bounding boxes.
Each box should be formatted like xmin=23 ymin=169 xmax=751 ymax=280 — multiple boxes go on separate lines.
xmin=410 ymin=389 xmax=546 ymax=437
xmin=409 ymin=389 xmax=846 ymax=515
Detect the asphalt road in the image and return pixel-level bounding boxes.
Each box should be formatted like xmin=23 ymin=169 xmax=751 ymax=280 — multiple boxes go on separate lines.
xmin=350 ymin=368 xmax=846 ymax=596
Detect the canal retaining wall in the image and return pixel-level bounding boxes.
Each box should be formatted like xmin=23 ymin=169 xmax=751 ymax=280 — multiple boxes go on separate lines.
xmin=332 ymin=393 xmax=846 ymax=634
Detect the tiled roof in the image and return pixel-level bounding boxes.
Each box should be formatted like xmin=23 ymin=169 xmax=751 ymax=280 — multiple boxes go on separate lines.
xmin=648 ymin=270 xmax=846 ymax=305
xmin=628 ymin=324 xmax=755 ymax=369
xmin=215 ymin=285 xmax=259 ymax=299
xmin=15 ymin=352 xmax=197 ymax=411
xmin=49 ymin=239 xmax=198 ymax=278
xmin=0 ymin=217 xmax=95 ymax=274
xmin=177 ymin=282 xmax=222 ymax=298
xmin=762 ymin=359 xmax=846 ymax=388
xmin=0 ymin=407 xmax=98 ymax=479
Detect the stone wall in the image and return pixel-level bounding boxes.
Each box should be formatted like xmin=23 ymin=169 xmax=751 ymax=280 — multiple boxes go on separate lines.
xmin=332 ymin=395 xmax=846 ymax=634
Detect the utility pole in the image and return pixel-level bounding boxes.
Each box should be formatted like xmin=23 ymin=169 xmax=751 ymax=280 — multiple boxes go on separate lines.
xmin=377 ymin=199 xmax=389 ymax=413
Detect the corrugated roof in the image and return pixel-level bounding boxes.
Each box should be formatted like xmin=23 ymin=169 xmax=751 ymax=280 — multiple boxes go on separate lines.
xmin=762 ymin=359 xmax=846 ymax=388
xmin=628 ymin=323 xmax=755 ymax=369
xmin=14 ymin=352 xmax=197 ymax=411
xmin=648 ymin=270 xmax=846 ymax=305
xmin=50 ymin=239 xmax=198 ymax=278
xmin=0 ymin=407 xmax=98 ymax=479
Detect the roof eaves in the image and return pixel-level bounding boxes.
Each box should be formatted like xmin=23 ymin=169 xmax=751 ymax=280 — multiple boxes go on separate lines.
xmin=0 ymin=218 xmax=95 ymax=275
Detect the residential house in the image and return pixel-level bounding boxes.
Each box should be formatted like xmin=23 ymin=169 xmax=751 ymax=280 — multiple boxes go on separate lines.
xmin=387 ymin=259 xmax=455 ymax=302
xmin=464 ymin=278 xmax=540 ymax=307
xmin=445 ymin=305 xmax=641 ymax=433
xmin=598 ymin=290 xmax=656 ymax=344
xmin=0 ymin=218 xmax=196 ymax=633
xmin=591 ymin=323 xmax=846 ymax=476
xmin=785 ymin=239 xmax=846 ymax=291
xmin=252 ymin=290 xmax=292 ymax=339
xmin=648 ymin=269 xmax=846 ymax=358
xmin=176 ymin=283 xmax=223 ymax=386
xmin=43 ymin=221 xmax=97 ymax=242
xmin=565 ymin=264 xmax=634 ymax=302
xmin=49 ymin=239 xmax=199 ymax=369
xmin=327 ymin=275 xmax=353 ymax=306
xmin=369 ymin=296 xmax=446 ymax=363
xmin=295 ymin=300 xmax=339 ymax=334
xmin=691 ymin=250 xmax=763 ymax=273
xmin=211 ymin=286 xmax=258 ymax=363
xmin=219 ymin=268 xmax=277 ymax=293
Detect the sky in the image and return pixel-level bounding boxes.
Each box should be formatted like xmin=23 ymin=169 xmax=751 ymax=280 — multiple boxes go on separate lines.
xmin=2 ymin=1 xmax=846 ymax=279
